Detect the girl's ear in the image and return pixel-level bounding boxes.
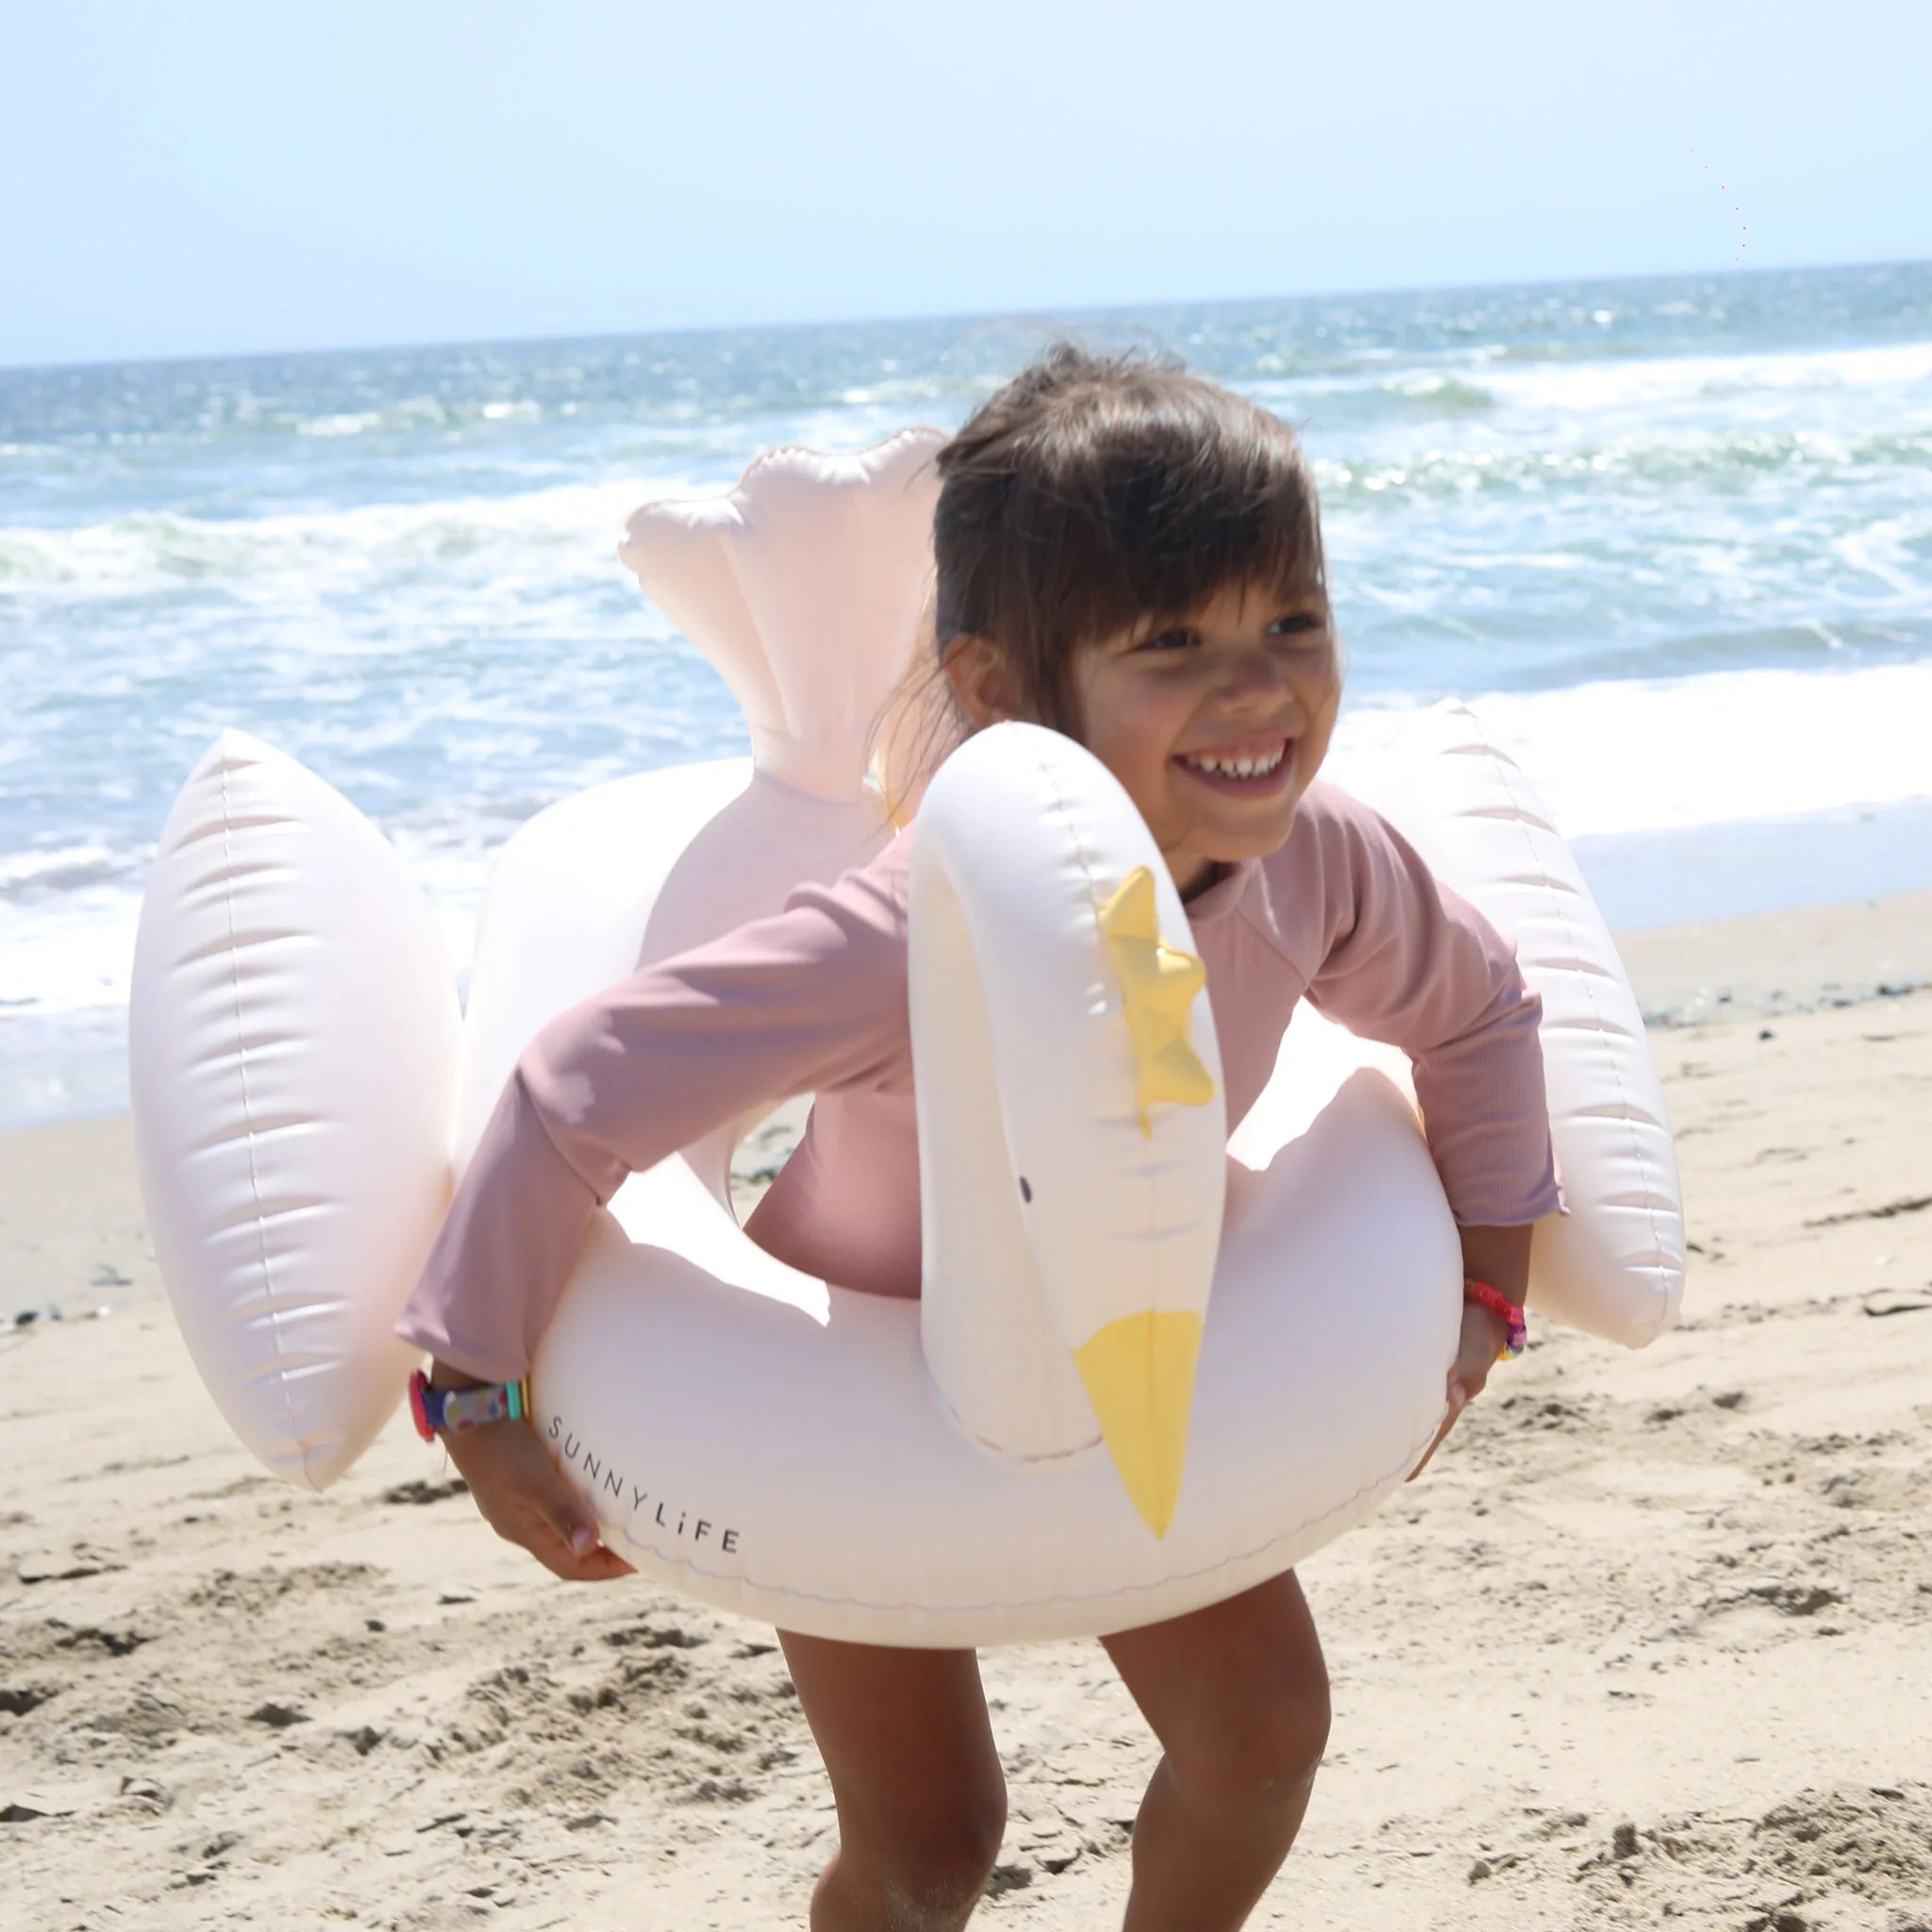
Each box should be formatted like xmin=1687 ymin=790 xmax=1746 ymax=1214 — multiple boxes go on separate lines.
xmin=942 ymin=634 xmax=1025 ymax=728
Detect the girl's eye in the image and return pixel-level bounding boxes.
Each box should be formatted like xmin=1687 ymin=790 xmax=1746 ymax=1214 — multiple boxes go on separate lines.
xmin=1268 ymin=611 xmax=1326 ymax=638
xmin=1137 ymin=627 xmax=1198 ymax=654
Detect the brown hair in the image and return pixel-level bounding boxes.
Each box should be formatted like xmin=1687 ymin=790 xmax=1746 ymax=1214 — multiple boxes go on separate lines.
xmin=933 ymin=342 xmax=1325 ymax=737
xmin=871 ymin=342 xmax=1328 ymax=819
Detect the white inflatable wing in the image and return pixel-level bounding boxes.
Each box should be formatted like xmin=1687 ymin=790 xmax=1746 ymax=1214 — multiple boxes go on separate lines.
xmin=1362 ymin=704 xmax=1686 ymax=1345
xmin=128 ymin=732 xmax=460 ymax=1488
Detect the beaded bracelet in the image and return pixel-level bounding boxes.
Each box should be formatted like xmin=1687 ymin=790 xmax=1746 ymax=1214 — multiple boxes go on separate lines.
xmin=1462 ymin=1278 xmax=1527 ymax=1360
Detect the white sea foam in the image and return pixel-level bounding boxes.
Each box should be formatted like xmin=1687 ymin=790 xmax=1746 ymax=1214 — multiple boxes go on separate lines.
xmin=0 ymin=476 xmax=700 ymax=594
xmin=1477 ymin=337 xmax=1932 ymax=425
xmin=1336 ymin=660 xmax=1932 ymax=840
xmin=0 ymin=842 xmax=128 ymax=894
xmin=0 ymin=891 xmax=140 ymax=1018
xmin=1253 ymin=335 xmax=1932 ymax=433
xmin=297 ymin=409 xmax=386 ymax=438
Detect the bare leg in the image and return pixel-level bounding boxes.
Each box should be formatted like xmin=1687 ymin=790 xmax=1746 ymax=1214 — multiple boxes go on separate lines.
xmin=1102 ymin=1572 xmax=1330 ymax=1932
xmin=780 ymin=1629 xmax=1007 ymax=1932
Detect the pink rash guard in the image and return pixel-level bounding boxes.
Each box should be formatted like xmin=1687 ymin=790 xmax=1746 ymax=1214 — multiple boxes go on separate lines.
xmin=398 ymin=780 xmax=1561 ymax=1385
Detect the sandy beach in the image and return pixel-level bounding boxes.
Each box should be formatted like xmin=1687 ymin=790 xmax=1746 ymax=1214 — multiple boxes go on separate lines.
xmin=4 ymin=891 xmax=1929 ymax=1931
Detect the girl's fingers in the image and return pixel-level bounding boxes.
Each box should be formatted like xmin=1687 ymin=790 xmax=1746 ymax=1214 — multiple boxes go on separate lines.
xmin=530 ymin=1485 xmax=634 ymax=1581
xmin=521 ymin=1510 xmax=636 ymax=1582
xmin=1407 ymin=1332 xmax=1510 ymax=1482
xmin=577 ymin=1545 xmax=638 ymax=1581
xmin=444 ymin=1424 xmax=635 ymax=1581
xmin=530 ymin=1467 xmax=635 ymax=1579
xmin=1405 ymin=1393 xmax=1464 ymax=1481
xmin=1457 ymin=1330 xmax=1497 ymax=1385
xmin=537 ymin=1486 xmax=606 ymax=1563
xmin=539 ymin=1513 xmax=637 ymax=1581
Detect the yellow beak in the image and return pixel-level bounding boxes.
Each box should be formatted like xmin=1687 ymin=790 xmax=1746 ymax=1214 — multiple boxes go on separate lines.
xmin=1072 ymin=1308 xmax=1205 ymax=1539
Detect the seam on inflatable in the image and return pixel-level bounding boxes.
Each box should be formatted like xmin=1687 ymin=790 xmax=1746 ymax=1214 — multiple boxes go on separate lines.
xmin=217 ymin=754 xmax=307 ymax=1484
xmin=1028 ymin=740 xmax=1167 ymax=1311
xmin=166 ymin=810 xmax=300 ymax=854
xmin=1462 ymin=710 xmax=1674 ymax=1323
xmin=1024 ymin=738 xmax=1107 ymax=959
xmin=936 ymin=1394 xmax=1105 ymax=1465
xmin=620 ymin=1424 xmax=1438 ymax=1619
xmin=733 ymin=424 xmax=937 ymax=492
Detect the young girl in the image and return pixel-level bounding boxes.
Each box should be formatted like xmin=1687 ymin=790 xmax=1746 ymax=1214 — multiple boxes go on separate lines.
xmin=398 ymin=344 xmax=1559 ymax=1932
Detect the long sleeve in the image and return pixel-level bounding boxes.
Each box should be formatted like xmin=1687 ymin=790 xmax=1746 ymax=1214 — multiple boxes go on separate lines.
xmin=395 ymin=844 xmax=912 ymax=1382
xmin=1301 ymin=791 xmax=1560 ymax=1227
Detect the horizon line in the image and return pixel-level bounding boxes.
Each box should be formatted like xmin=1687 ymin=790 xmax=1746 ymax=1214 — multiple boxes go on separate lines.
xmin=5 ymin=252 xmax=1926 ymax=382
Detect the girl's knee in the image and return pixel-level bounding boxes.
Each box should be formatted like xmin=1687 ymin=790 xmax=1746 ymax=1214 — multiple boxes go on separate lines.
xmin=845 ymin=1779 xmax=1008 ymax=1920
xmin=1175 ymin=1672 xmax=1330 ymax=1810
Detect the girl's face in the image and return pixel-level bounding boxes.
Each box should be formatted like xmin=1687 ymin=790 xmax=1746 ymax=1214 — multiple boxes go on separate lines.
xmin=1068 ymin=578 xmax=1342 ymax=897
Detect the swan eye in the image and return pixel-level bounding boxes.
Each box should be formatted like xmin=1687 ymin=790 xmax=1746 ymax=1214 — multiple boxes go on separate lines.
xmin=1018 ymin=1176 xmax=1033 ymax=1203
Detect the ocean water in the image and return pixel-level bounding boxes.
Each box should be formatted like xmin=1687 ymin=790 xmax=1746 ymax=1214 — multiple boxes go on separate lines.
xmin=4 ymin=260 xmax=1930 ymax=1124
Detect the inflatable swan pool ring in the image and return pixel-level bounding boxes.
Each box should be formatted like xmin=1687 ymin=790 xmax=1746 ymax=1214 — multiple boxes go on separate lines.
xmin=130 ymin=429 xmax=1684 ymax=1646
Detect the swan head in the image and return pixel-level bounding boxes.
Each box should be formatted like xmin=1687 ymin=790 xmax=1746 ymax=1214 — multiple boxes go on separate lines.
xmin=912 ymin=726 xmax=1228 ymax=1541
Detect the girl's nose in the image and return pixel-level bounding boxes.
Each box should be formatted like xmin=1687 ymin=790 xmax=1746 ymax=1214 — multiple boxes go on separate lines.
xmin=1216 ymin=644 xmax=1296 ymax=713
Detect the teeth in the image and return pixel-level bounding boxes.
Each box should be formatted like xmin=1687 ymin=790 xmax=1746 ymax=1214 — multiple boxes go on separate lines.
xmin=1185 ymin=746 xmax=1284 ymax=778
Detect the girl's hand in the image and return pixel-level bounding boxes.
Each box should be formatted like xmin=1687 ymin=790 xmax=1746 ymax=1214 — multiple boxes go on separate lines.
xmin=1405 ymin=1300 xmax=1509 ymax=1482
xmin=438 ymin=1411 xmax=636 ymax=1583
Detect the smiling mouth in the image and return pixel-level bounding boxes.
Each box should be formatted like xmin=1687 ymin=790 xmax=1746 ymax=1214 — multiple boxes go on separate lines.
xmin=1174 ymin=741 xmax=1293 ymax=790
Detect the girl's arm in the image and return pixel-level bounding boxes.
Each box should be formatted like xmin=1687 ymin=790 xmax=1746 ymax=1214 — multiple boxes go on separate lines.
xmin=1457 ymin=1221 xmax=1534 ymax=1308
xmin=1297 ymin=791 xmax=1554 ymax=1479
xmin=396 ymin=846 xmax=911 ymax=1386
xmin=1300 ymin=790 xmax=1561 ymax=1233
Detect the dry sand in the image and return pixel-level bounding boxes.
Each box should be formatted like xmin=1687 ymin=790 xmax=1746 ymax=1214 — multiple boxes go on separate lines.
xmin=4 ymin=892 xmax=1930 ymax=1931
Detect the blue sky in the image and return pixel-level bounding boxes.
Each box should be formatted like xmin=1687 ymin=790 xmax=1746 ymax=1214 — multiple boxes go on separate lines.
xmin=5 ymin=0 xmax=1928 ymax=367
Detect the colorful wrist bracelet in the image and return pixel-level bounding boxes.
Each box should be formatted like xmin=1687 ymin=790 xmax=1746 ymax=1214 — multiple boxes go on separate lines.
xmin=1462 ymin=1279 xmax=1527 ymax=1360
xmin=408 ymin=1368 xmax=530 ymax=1441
